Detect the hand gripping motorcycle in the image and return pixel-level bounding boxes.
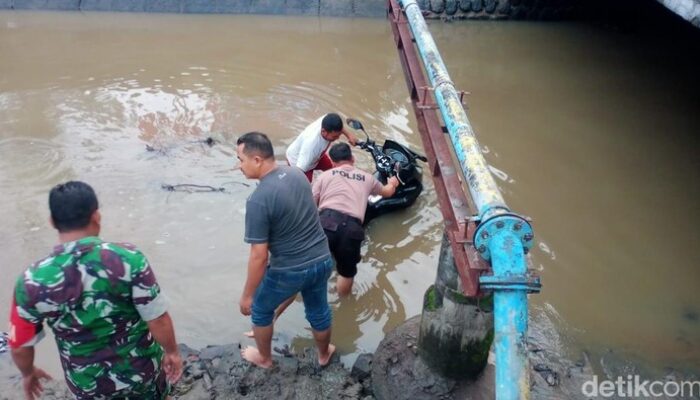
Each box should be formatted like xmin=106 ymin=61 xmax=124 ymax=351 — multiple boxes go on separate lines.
xmin=346 ymin=118 xmax=427 ymax=223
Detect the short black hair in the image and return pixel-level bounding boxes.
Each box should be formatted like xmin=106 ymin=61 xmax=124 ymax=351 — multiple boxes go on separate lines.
xmin=321 ymin=113 xmax=343 ymax=133
xmin=49 ymin=181 xmax=99 ymax=233
xmin=328 ymin=142 xmax=353 ymax=162
xmin=237 ymin=131 xmax=274 ymax=160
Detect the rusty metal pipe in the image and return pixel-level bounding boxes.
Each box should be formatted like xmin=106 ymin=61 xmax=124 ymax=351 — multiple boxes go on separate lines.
xmin=398 ymin=2 xmax=540 ymax=399
xmin=400 ymin=0 xmax=507 ymax=221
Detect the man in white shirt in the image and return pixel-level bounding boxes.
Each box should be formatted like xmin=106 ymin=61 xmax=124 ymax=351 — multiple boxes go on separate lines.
xmin=286 ymin=113 xmax=358 ymax=182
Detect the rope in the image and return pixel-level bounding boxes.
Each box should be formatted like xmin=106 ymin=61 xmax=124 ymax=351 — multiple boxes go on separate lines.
xmin=161 ymin=184 xmax=226 ymax=193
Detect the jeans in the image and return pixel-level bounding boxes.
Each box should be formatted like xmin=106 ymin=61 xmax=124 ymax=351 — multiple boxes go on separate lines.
xmin=251 ymin=256 xmax=333 ymax=331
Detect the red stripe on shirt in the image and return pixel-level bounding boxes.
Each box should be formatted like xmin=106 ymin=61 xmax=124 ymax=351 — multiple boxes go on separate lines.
xmin=8 ymin=297 xmax=40 ymax=348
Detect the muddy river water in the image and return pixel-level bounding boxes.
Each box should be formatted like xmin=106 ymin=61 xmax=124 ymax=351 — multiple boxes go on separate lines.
xmin=0 ymin=10 xmax=698 ymax=393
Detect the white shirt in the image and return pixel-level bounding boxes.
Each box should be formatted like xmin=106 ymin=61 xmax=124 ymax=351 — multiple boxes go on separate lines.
xmin=286 ymin=115 xmax=332 ymax=172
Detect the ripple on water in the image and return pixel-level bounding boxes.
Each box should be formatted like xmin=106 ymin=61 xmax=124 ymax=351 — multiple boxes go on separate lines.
xmin=488 ymin=164 xmax=514 ymax=183
xmin=265 ymin=81 xmax=347 ymax=131
xmin=0 ymin=138 xmax=69 ymax=197
xmin=538 ymin=240 xmax=557 ymax=261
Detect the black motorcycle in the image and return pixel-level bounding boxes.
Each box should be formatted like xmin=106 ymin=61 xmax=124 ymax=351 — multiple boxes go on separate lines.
xmin=346 ymin=118 xmax=427 ymax=223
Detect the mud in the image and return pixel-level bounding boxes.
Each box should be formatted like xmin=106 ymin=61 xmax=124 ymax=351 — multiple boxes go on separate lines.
xmin=0 ymin=343 xmax=375 ymax=400
xmin=371 ymin=315 xmax=598 ymax=400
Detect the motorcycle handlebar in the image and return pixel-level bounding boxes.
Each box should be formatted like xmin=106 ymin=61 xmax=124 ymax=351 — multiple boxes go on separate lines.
xmin=355 ymin=140 xmax=376 ymax=153
xmin=357 ymin=141 xmax=426 ymax=163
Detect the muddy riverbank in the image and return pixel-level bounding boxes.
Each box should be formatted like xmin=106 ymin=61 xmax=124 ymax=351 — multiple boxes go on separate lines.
xmin=0 ymin=316 xmax=598 ymax=400
xmin=2 ymin=317 xmax=697 ymax=399
xmin=0 ymin=343 xmax=374 ymax=400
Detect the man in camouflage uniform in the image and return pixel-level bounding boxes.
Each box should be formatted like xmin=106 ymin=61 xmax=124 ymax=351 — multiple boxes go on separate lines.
xmin=8 ymin=181 xmax=182 ymax=399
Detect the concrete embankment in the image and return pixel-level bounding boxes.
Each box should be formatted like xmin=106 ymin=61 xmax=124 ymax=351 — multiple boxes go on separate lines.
xmin=0 ymin=0 xmax=386 ymax=17
xmin=3 ymin=0 xmax=697 ymax=27
xmin=0 ymin=0 xmax=604 ymax=20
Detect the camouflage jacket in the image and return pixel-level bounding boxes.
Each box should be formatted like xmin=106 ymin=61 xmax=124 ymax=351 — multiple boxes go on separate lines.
xmin=9 ymin=236 xmax=169 ymax=399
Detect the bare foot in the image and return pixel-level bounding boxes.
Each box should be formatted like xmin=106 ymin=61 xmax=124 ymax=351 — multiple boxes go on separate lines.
xmin=241 ymin=346 xmax=273 ymax=369
xmin=318 ymin=344 xmax=336 ymax=367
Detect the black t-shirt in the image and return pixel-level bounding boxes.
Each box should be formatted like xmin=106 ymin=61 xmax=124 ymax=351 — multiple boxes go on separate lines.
xmin=244 ymin=166 xmax=330 ymax=270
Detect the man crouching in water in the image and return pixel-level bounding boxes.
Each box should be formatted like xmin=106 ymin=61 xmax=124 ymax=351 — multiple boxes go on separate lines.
xmin=312 ymin=142 xmax=399 ymax=297
xmin=236 ymin=131 xmax=335 ymax=368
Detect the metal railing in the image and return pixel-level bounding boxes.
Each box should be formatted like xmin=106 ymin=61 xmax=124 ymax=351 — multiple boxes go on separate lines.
xmin=393 ymin=1 xmax=542 ymax=398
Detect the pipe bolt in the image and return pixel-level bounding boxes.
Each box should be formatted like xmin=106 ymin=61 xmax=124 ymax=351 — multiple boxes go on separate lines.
xmin=513 ymin=222 xmax=522 ymax=231
xmin=495 ymin=221 xmax=505 ymax=229
xmin=478 ymin=245 xmax=486 ymax=253
xmin=480 ymin=231 xmax=489 ymax=240
xmin=524 ymin=233 xmax=533 ymax=241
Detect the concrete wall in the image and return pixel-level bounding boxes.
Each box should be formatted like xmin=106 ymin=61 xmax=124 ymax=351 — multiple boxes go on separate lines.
xmin=0 ymin=0 xmax=386 ymax=17
xmin=0 ymin=0 xmax=592 ymax=20
xmin=0 ymin=0 xmax=698 ymax=25
xmin=0 ymin=0 xmax=597 ymax=20
xmin=416 ymin=0 xmax=585 ymax=21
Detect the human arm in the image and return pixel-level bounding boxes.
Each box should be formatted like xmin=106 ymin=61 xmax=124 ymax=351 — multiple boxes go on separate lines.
xmin=146 ymin=312 xmax=182 ymax=384
xmin=240 ymin=198 xmax=270 ymax=315
xmin=130 ymin=252 xmax=182 ymax=384
xmin=312 ymin=177 xmax=322 ymax=206
xmin=239 ymin=243 xmax=269 ymax=316
xmin=9 ymin=282 xmax=52 ymax=400
xmin=342 ymin=128 xmax=358 ymax=146
xmin=11 ymin=346 xmax=36 ymax=378
xmin=11 ymin=347 xmax=52 ymax=400
xmin=378 ymin=176 xmax=400 ymax=198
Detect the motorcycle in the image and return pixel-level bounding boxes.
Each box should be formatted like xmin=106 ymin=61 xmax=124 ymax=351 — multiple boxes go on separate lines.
xmin=346 ymin=118 xmax=427 ymax=224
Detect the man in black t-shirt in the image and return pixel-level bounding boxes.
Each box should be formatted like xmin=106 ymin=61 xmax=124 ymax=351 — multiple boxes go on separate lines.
xmin=236 ymin=131 xmax=335 ymax=369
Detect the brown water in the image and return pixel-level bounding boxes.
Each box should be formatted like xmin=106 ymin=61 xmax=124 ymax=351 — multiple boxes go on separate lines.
xmin=0 ymin=9 xmax=698 ymax=389
xmin=429 ymin=20 xmax=700 ymax=371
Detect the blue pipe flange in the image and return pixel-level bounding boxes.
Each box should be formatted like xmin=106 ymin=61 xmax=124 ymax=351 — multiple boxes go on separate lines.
xmin=473 ymin=213 xmax=533 ymax=261
xmin=479 ymin=275 xmax=542 ymax=293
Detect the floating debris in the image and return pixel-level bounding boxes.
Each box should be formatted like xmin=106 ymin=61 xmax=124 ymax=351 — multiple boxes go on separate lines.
xmin=196 ymin=137 xmax=218 ymax=147
xmin=682 ymin=307 xmax=699 ymax=323
xmin=161 ymin=184 xmax=226 ymax=193
xmin=221 ymin=180 xmax=250 ymax=188
xmin=146 ymin=136 xmax=219 ymax=154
